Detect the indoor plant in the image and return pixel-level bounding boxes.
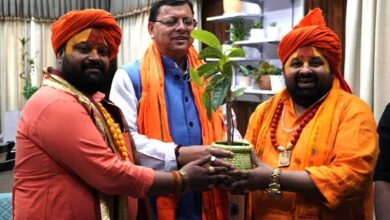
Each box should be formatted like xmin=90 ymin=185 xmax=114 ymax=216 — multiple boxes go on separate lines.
xmin=229 ymin=18 xmax=249 ymax=42
xmin=190 ymin=29 xmax=252 ymax=169
xmin=249 ymin=19 xmax=265 ymax=41
xmin=266 ymin=21 xmax=281 ymax=40
xmin=19 ymin=37 xmax=38 ymax=100
xmin=255 ymin=60 xmax=282 ymax=90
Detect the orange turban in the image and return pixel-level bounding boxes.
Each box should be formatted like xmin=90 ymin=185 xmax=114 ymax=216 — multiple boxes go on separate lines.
xmin=51 ymin=9 xmax=121 ymax=60
xmin=277 ymin=8 xmax=351 ymax=93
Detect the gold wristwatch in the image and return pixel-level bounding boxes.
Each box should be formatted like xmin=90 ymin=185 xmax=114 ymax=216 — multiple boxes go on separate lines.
xmin=265 ymin=168 xmax=282 ymax=199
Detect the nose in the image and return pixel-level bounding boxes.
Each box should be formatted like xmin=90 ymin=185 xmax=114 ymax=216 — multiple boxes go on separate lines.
xmin=88 ymin=49 xmax=100 ymax=60
xmin=299 ymin=63 xmax=313 ymax=75
xmin=175 ymin=19 xmax=187 ymax=30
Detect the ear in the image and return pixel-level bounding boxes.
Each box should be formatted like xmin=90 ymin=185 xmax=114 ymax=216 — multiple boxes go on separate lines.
xmin=148 ymin=22 xmax=155 ymax=39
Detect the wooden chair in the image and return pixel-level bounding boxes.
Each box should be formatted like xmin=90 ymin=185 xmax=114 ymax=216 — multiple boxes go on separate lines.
xmin=0 ymin=141 xmax=15 ymax=172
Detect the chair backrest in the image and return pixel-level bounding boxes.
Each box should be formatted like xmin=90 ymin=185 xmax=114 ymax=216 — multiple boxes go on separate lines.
xmin=0 ymin=193 xmax=12 ymax=220
xmin=0 ymin=141 xmax=15 ymax=172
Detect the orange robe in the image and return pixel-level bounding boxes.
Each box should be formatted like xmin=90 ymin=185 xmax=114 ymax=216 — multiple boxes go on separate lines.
xmin=14 ymin=85 xmax=154 ymax=219
xmin=245 ymin=79 xmax=378 ymax=219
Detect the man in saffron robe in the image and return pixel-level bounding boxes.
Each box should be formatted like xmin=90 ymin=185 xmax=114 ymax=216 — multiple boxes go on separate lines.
xmin=109 ymin=0 xmax=238 ymax=219
xmin=13 ymin=8 xmax=233 ymax=220
xmin=228 ymin=8 xmax=379 ymax=219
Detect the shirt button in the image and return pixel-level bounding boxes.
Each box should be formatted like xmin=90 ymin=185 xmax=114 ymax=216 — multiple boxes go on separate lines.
xmin=185 ymin=97 xmax=189 ymax=102
xmin=189 ymin=121 xmax=194 ymax=127
xmin=174 ymin=75 xmax=180 ymax=80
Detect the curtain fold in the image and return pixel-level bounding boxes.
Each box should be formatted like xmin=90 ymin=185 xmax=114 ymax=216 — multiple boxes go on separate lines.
xmin=344 ymin=0 xmax=390 ymax=120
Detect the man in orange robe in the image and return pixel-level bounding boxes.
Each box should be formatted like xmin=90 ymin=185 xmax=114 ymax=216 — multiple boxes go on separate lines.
xmin=13 ymin=8 xmax=232 ymax=220
xmin=228 ymin=8 xmax=379 ymax=219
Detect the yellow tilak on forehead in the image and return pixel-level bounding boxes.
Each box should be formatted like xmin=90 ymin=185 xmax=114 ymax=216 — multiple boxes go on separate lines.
xmin=65 ymin=28 xmax=107 ymax=55
xmin=284 ymin=47 xmax=330 ymax=73
xmin=65 ymin=28 xmax=93 ymax=55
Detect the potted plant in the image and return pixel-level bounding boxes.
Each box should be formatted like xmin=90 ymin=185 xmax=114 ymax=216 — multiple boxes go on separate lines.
xmin=266 ymin=21 xmax=281 ymax=41
xmin=249 ymin=19 xmax=265 ymax=41
xmin=190 ymin=29 xmax=252 ymax=170
xmin=255 ymin=60 xmax=282 ymax=90
xmin=228 ymin=18 xmax=249 ymax=43
xmin=19 ymin=37 xmax=38 ymax=100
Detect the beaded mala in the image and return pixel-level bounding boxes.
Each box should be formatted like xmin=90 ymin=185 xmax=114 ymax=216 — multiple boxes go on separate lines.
xmin=270 ymin=101 xmax=320 ymax=167
xmin=97 ymin=102 xmax=129 ymax=161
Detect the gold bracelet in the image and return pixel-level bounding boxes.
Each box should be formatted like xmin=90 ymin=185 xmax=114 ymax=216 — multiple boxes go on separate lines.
xmin=178 ymin=169 xmax=190 ymax=193
xmin=265 ymin=168 xmax=282 ymax=199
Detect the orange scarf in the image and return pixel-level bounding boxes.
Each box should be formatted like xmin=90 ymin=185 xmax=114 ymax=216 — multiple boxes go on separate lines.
xmin=138 ymin=42 xmax=228 ymax=220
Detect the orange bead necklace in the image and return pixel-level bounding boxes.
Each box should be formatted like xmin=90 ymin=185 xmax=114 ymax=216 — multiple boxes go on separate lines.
xmin=97 ymin=102 xmax=129 ymax=161
xmin=270 ymin=101 xmax=320 ymax=167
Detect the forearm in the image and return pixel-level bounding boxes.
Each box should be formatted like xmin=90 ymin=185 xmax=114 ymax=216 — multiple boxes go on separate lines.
xmin=375 ymin=181 xmax=390 ymax=220
xmin=280 ymin=170 xmax=325 ymax=200
xmin=148 ymin=171 xmax=177 ymax=195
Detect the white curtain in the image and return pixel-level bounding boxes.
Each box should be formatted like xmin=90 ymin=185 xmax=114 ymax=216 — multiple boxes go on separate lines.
xmin=344 ymin=0 xmax=390 ymax=120
xmin=0 ymin=20 xmax=30 ymax=138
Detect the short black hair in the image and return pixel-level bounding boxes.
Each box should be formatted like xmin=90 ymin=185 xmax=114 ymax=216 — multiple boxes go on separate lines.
xmin=149 ymin=0 xmax=194 ymax=22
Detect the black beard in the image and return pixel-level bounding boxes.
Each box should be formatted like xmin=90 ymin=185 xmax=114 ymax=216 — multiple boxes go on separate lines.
xmin=61 ymin=56 xmax=108 ymax=95
xmin=286 ymin=74 xmax=333 ymax=108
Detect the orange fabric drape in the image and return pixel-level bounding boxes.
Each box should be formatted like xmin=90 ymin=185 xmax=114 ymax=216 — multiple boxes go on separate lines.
xmin=277 ymin=8 xmax=351 ymax=93
xmin=138 ymin=42 xmax=228 ymax=220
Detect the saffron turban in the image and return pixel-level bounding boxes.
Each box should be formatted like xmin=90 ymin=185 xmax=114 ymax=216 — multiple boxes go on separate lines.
xmin=277 ymin=8 xmax=351 ymax=93
xmin=51 ymin=9 xmax=121 ymax=60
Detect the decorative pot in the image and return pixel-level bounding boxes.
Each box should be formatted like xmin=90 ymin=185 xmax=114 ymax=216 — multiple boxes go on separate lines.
xmin=212 ymin=141 xmax=252 ymax=170
xmin=258 ymin=75 xmax=271 ymax=90
xmin=223 ymin=0 xmax=242 ymax=14
xmin=266 ymin=26 xmax=281 ymax=41
xmin=250 ymin=28 xmax=265 ymax=41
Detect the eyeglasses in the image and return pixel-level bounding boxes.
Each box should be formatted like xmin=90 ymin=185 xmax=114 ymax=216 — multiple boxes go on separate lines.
xmin=152 ymin=17 xmax=197 ymax=28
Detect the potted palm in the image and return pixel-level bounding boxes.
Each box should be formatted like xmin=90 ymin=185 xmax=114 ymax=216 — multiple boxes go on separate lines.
xmin=190 ymin=29 xmax=252 ymax=170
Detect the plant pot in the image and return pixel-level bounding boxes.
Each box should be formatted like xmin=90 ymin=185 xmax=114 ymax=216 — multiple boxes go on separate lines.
xmin=250 ymin=28 xmax=265 ymax=41
xmin=270 ymin=75 xmax=285 ymax=92
xmin=266 ymin=26 xmax=281 ymax=41
xmin=223 ymin=0 xmax=242 ymax=14
xmin=236 ymin=75 xmax=251 ymax=87
xmin=212 ymin=141 xmax=252 ymax=170
xmin=258 ymin=75 xmax=271 ymax=90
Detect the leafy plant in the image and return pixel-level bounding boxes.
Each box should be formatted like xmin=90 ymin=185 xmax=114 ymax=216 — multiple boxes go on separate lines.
xmin=19 ymin=37 xmax=38 ymax=100
xmin=255 ymin=60 xmax=282 ymax=83
xmin=228 ymin=18 xmax=249 ymax=42
xmin=252 ymin=19 xmax=263 ymax=29
xmin=190 ymin=29 xmax=249 ymax=145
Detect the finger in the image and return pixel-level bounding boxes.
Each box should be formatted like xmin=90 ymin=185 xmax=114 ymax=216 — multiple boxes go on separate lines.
xmin=208 ymin=148 xmax=234 ymax=158
xmin=192 ymin=155 xmax=212 ymax=166
xmin=229 ymin=179 xmax=250 ymax=194
xmin=208 ymin=166 xmax=229 ymax=175
xmin=211 ymin=158 xmax=234 ymax=170
xmin=250 ymin=150 xmax=261 ymax=167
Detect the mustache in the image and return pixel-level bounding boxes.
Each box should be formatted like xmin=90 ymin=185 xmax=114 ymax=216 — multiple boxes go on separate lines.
xmin=82 ymin=60 xmax=105 ymax=71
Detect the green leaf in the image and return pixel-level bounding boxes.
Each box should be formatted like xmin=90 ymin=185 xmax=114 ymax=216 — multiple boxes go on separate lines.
xmin=198 ymin=47 xmax=223 ymax=60
xmin=228 ymin=47 xmax=245 ymax=58
xmin=197 ymin=62 xmax=218 ymax=77
xmin=212 ymin=77 xmax=229 ymax=110
xmin=232 ymin=87 xmax=246 ymax=97
xmin=191 ymin=29 xmax=222 ymax=50
xmin=190 ymin=68 xmax=201 ymax=86
xmin=238 ymin=64 xmax=249 ymax=76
